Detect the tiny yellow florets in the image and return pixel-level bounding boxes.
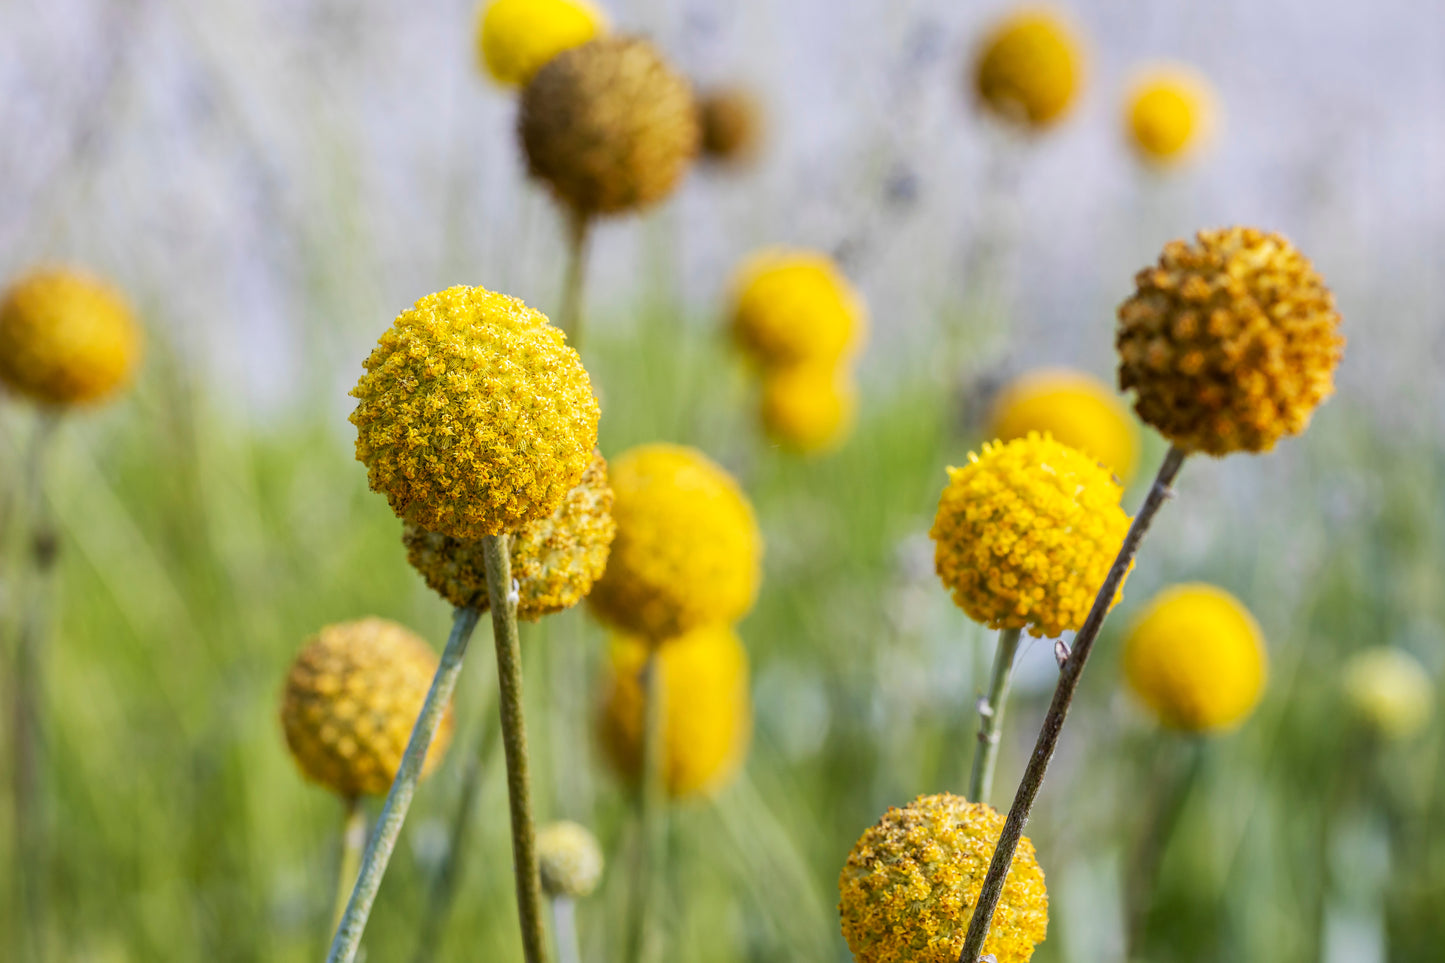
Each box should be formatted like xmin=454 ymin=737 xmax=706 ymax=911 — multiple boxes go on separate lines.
xmin=402 ymin=450 xmax=614 ymax=620
xmin=1117 ymin=227 xmax=1345 ymax=456
xmin=1125 ymin=66 xmax=1216 ymax=167
xmin=0 ymin=267 xmax=141 ymax=406
xmin=280 ymin=617 xmax=453 ymax=798
xmin=598 ymin=625 xmax=751 ymax=799
xmin=838 ymin=793 xmax=1049 ymax=963
xmin=973 ymin=8 xmax=1084 ymax=129
xmin=588 ymin=443 xmax=762 ymax=642
xmin=987 ymin=368 xmax=1140 ymax=483
xmin=1342 ymin=648 xmax=1434 ymax=740
xmin=350 ymin=285 xmax=599 ymax=540
xmin=760 ymin=364 xmax=857 ymax=454
xmin=1123 ymin=584 xmax=1267 ymax=732
xmin=930 ymin=434 xmax=1132 ymax=638
xmin=537 ymin=820 xmax=606 ymax=898
xmin=730 ymin=248 xmax=866 ymax=369
xmin=476 ymin=0 xmax=607 ymax=88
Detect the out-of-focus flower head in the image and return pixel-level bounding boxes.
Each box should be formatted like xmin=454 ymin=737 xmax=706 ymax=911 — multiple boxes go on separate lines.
xmin=987 ymin=367 xmax=1140 ymax=483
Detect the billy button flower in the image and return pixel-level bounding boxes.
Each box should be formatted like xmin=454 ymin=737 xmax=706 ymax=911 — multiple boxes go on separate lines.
xmin=972 ymin=8 xmax=1084 ymax=130
xmin=729 ymin=247 xmax=866 ymax=371
xmin=537 ymin=820 xmax=605 ymax=963
xmin=476 ymin=0 xmax=607 ymax=89
xmin=697 ymin=84 xmax=765 ymax=166
xmin=986 ymin=367 xmax=1140 ymax=484
xmin=1342 ymin=648 xmax=1435 ymax=741
xmin=1124 ymin=65 xmax=1217 ymax=168
xmin=759 ymin=363 xmax=858 ymax=455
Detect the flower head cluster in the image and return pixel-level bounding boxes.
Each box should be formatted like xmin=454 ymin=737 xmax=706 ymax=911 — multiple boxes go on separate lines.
xmin=931 ymin=434 xmax=1132 ymax=638
xmin=537 ymin=820 xmax=605 ymax=898
xmin=0 ymin=267 xmax=141 ymax=406
xmin=1125 ymin=66 xmax=1216 ymax=167
xmin=1117 ymin=227 xmax=1345 ymax=455
xmin=1123 ymin=584 xmax=1267 ymax=732
xmin=588 ymin=443 xmax=762 ymax=641
xmin=1342 ymin=648 xmax=1434 ymax=740
xmin=973 ymin=9 xmax=1083 ymax=129
xmin=987 ymin=368 xmax=1140 ymax=483
xmin=760 ymin=364 xmax=858 ymax=454
xmin=730 ymin=249 xmax=865 ymax=369
xmin=402 ymin=450 xmax=614 ymax=620
xmin=280 ymin=617 xmax=453 ymax=798
xmin=838 ymin=793 xmax=1049 ymax=963
xmin=698 ymin=85 xmax=764 ymax=165
xmin=350 ymin=285 xmax=599 ymax=540
xmin=476 ymin=0 xmax=606 ymax=88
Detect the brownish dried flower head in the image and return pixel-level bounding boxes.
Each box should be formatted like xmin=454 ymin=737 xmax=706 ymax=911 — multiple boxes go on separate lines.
xmin=698 ymin=86 xmax=764 ymax=165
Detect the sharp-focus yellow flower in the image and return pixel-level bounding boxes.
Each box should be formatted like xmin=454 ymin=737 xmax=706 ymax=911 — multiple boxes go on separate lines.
xmin=350 ymin=284 xmax=599 ymax=541
xmin=1342 ymin=648 xmax=1434 ymax=740
xmin=537 ymin=820 xmax=605 ymax=898
xmin=1117 ymin=227 xmax=1344 ymax=456
xmin=987 ymin=368 xmax=1140 ymax=482
xmin=1125 ymin=66 xmax=1216 ymax=167
xmin=931 ymin=434 xmax=1132 ymax=638
xmin=839 ymin=793 xmax=1048 ymax=963
xmin=0 ymin=267 xmax=141 ymax=406
xmin=598 ymin=625 xmax=750 ymax=799
xmin=973 ymin=8 xmax=1084 ymax=129
xmin=760 ymin=363 xmax=857 ymax=454
xmin=1123 ymin=584 xmax=1267 ymax=732
xmin=476 ymin=0 xmax=607 ymax=88
xmin=730 ymin=248 xmax=866 ymax=369
xmin=588 ymin=443 xmax=762 ymax=642
xmin=280 ymin=618 xmax=454 ymax=798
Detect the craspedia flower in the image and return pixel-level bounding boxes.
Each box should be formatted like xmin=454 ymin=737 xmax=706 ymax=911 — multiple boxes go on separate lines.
xmin=930 ymin=434 xmax=1132 ymax=639
xmin=838 ymin=793 xmax=1048 ymax=963
xmin=698 ymin=85 xmax=764 ymax=165
xmin=1342 ymin=647 xmax=1434 ymax=740
xmin=598 ymin=625 xmax=750 ymax=799
xmin=730 ymin=248 xmax=866 ymax=369
xmin=280 ymin=617 xmax=454 ymax=798
xmin=759 ymin=363 xmax=857 ymax=454
xmin=1116 ymin=227 xmax=1345 ymax=455
xmin=987 ymin=368 xmax=1140 ymax=483
xmin=1125 ymin=66 xmax=1217 ymax=167
xmin=402 ymin=450 xmax=614 ymax=620
xmin=519 ymin=36 xmax=699 ymax=217
xmin=973 ymin=8 xmax=1083 ymax=129
xmin=536 ymin=820 xmax=605 ymax=898
xmin=476 ymin=0 xmax=607 ymax=88
xmin=350 ymin=284 xmax=599 ymax=540
xmin=588 ymin=443 xmax=762 ymax=641
xmin=0 ymin=267 xmax=141 ymax=406
xmin=1123 ymin=584 xmax=1267 ymax=732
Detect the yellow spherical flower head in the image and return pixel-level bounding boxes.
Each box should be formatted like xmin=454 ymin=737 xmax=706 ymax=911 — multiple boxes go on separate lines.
xmin=0 ymin=267 xmax=141 ymax=406
xmin=839 ymin=793 xmax=1048 ymax=963
xmin=973 ymin=8 xmax=1084 ymax=129
xmin=760 ymin=364 xmax=857 ymax=454
xmin=588 ymin=443 xmax=762 ymax=641
xmin=520 ymin=37 xmax=699 ymax=217
xmin=403 ymin=450 xmax=614 ymax=620
xmin=987 ymin=368 xmax=1140 ymax=483
xmin=1123 ymin=584 xmax=1267 ymax=732
xmin=1342 ymin=648 xmax=1434 ymax=740
xmin=1117 ymin=227 xmax=1345 ymax=455
xmin=730 ymin=248 xmax=867 ymax=369
xmin=280 ymin=617 xmax=454 ymax=798
xmin=537 ymin=820 xmax=605 ymax=898
xmin=351 ymin=285 xmax=599 ymax=540
xmin=698 ymin=85 xmax=765 ymax=165
xmin=931 ymin=434 xmax=1131 ymax=639
xmin=598 ymin=625 xmax=750 ymax=799
xmin=477 ymin=0 xmax=607 ymax=88
xmin=1125 ymin=66 xmax=1217 ymax=167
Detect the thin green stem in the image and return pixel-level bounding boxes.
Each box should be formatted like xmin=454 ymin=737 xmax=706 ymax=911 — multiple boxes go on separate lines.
xmin=481 ymin=533 xmax=549 ymax=963
xmin=1124 ymin=738 xmax=1205 ymax=959
xmin=557 ymin=211 xmax=592 ymax=352
xmin=968 ymin=627 xmax=1023 ymax=805
xmin=957 ymin=445 xmax=1188 ymax=963
xmin=626 ymin=650 xmax=668 ymax=963
xmin=331 ymin=797 xmax=367 ymax=932
xmin=551 ymin=896 xmax=581 ymax=963
xmin=327 ymin=606 xmax=481 ymax=963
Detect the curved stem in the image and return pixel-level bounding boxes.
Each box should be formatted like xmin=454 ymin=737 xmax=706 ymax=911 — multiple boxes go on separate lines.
xmin=551 ymin=896 xmax=581 ymax=963
xmin=331 ymin=797 xmax=367 ymax=931
xmin=968 ymin=627 xmax=1022 ymax=805
xmin=957 ymin=445 xmax=1188 ymax=963
xmin=626 ymin=650 xmax=668 ymax=963
xmin=327 ymin=606 xmax=481 ymax=963
xmin=557 ymin=211 xmax=592 ymax=352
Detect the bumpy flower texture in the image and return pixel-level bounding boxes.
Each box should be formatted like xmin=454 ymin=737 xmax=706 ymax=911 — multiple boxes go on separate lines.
xmin=1123 ymin=584 xmax=1267 ymax=732
xmin=987 ymin=368 xmax=1140 ymax=483
xmin=761 ymin=364 xmax=857 ymax=454
xmin=973 ymin=9 xmax=1083 ymax=129
xmin=839 ymin=793 xmax=1048 ymax=963
xmin=1342 ymin=647 xmax=1434 ymax=740
xmin=1126 ymin=66 xmax=1216 ymax=167
xmin=537 ymin=820 xmax=605 ymax=898
xmin=280 ymin=618 xmax=454 ymax=798
xmin=402 ymin=450 xmax=614 ymax=620
xmin=1117 ymin=227 xmax=1345 ymax=455
xmin=588 ymin=443 xmax=762 ymax=641
xmin=931 ymin=434 xmax=1132 ymax=639
xmin=0 ymin=267 xmax=141 ymax=406
xmin=350 ymin=285 xmax=599 ymax=541
xmin=477 ymin=0 xmax=606 ymax=88
xmin=730 ymin=248 xmax=866 ymax=370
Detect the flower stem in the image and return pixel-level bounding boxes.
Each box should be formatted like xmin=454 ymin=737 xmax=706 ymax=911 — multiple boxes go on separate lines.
xmin=626 ymin=651 xmax=668 ymax=963
xmin=480 ymin=533 xmax=549 ymax=963
xmin=551 ymin=896 xmax=581 ymax=963
xmin=327 ymin=606 xmax=481 ymax=963
xmin=956 ymin=445 xmax=1188 ymax=963
xmin=1124 ymin=737 xmax=1204 ymax=958
xmin=331 ymin=797 xmax=367 ymax=932
xmin=558 ymin=210 xmax=592 ymax=353
xmin=968 ymin=627 xmax=1023 ymax=805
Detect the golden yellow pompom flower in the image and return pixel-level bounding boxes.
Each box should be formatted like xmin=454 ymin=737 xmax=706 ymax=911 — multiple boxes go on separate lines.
xmin=1342 ymin=648 xmax=1434 ymax=740
xmin=1123 ymin=584 xmax=1267 ymax=732
xmin=588 ymin=443 xmax=762 ymax=642
xmin=730 ymin=248 xmax=866 ymax=369
xmin=537 ymin=820 xmax=605 ymax=898
xmin=280 ymin=618 xmax=454 ymax=798
xmin=1117 ymin=227 xmax=1345 ymax=456
xmin=476 ymin=0 xmax=607 ymax=88
xmin=350 ymin=284 xmax=599 ymax=541
xmin=973 ymin=8 xmax=1083 ymax=129
xmin=987 ymin=368 xmax=1140 ymax=482
xmin=931 ymin=434 xmax=1131 ymax=639
xmin=760 ymin=364 xmax=857 ymax=454
xmin=1125 ymin=66 xmax=1216 ymax=166
xmin=0 ymin=267 xmax=141 ymax=406
xmin=839 ymin=793 xmax=1048 ymax=963
xmin=402 ymin=450 xmax=614 ymax=620
xmin=598 ymin=625 xmax=750 ymax=799
xmin=698 ymin=85 xmax=765 ymax=165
